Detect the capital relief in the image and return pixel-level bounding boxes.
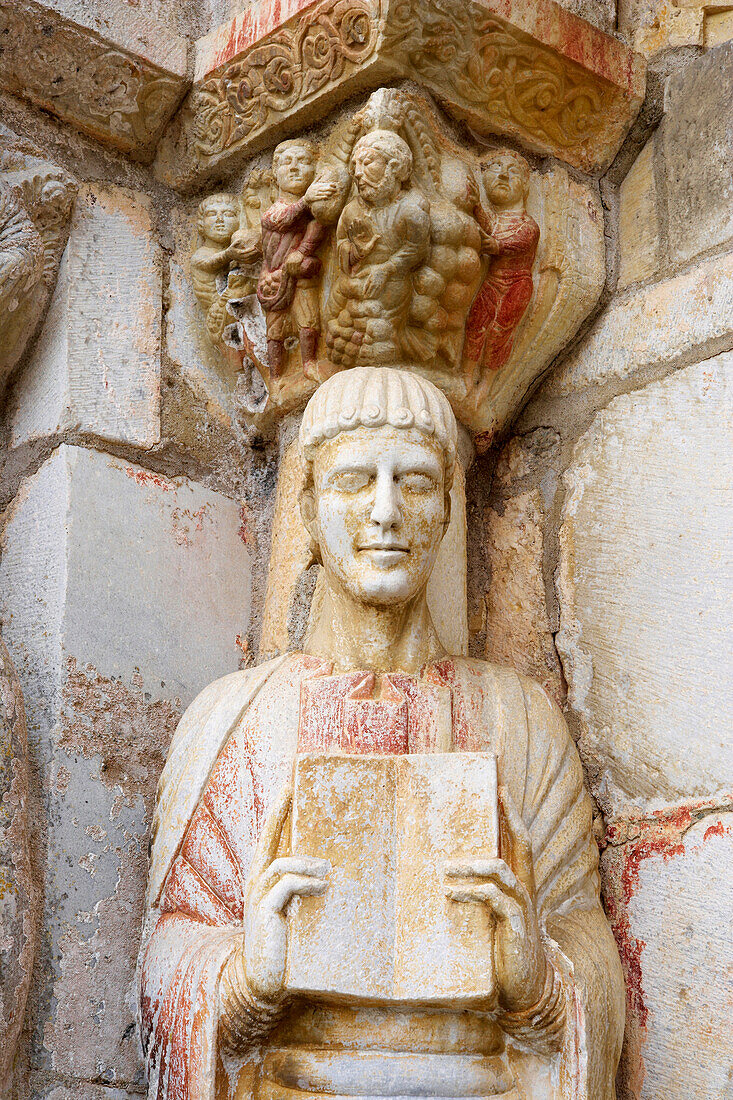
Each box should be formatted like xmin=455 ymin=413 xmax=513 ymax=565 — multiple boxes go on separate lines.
xmin=187 ymin=88 xmax=603 ymax=443
xmin=0 ymin=153 xmax=76 ymax=393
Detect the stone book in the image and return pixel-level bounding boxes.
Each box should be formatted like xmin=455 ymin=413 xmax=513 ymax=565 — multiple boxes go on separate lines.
xmin=287 ymin=752 xmax=499 ymax=1006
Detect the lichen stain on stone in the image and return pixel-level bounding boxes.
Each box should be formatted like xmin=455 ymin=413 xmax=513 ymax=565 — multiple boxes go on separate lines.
xmin=600 ymin=798 xmax=732 ymax=1097
xmin=41 ymin=659 xmax=183 ymax=1082
xmin=59 ymin=657 xmax=181 ymax=810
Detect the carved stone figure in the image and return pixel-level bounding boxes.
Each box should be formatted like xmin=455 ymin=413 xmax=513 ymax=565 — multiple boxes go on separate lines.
xmin=464 ymin=152 xmax=540 ymax=399
xmin=138 ymin=367 xmax=624 ymax=1100
xmin=0 ymin=635 xmax=37 ymax=1095
xmin=257 ymin=140 xmax=334 ymax=382
xmin=325 ymin=130 xmax=431 ymax=368
xmin=0 ymin=166 xmax=76 ymax=393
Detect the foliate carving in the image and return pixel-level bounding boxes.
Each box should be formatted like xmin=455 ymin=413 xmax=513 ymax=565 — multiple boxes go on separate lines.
xmin=383 ymin=0 xmax=618 ymax=164
xmin=0 ymin=0 xmax=186 ymax=157
xmin=190 ymin=0 xmax=380 ymax=164
xmin=0 ymin=165 xmax=76 ymax=390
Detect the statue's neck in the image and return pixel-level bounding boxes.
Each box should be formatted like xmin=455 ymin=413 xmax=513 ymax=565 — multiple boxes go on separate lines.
xmin=304 ymin=582 xmax=444 ymax=675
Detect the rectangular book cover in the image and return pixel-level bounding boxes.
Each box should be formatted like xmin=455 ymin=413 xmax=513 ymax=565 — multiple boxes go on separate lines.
xmin=287 ymin=752 xmax=498 ymax=1007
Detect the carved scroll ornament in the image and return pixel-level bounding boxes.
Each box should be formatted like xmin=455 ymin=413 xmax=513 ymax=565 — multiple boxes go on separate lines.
xmin=0 ymin=0 xmax=186 ymax=157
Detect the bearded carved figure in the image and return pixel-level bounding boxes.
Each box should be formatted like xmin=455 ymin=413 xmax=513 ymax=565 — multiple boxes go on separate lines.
xmin=138 ymin=368 xmax=624 ymax=1100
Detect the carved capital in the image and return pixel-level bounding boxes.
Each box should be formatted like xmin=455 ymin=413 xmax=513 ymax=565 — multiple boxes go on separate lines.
xmin=0 ymin=0 xmax=189 ymax=159
xmin=156 ymin=0 xmax=644 ymax=189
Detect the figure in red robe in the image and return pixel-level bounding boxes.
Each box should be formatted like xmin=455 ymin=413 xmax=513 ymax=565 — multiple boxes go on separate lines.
xmin=464 ymin=152 xmax=540 ymax=398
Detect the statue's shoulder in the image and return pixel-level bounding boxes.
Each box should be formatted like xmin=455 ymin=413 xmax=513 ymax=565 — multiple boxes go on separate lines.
xmin=145 ymin=655 xmax=290 ymax=912
xmin=445 ymin=655 xmax=563 ymax=721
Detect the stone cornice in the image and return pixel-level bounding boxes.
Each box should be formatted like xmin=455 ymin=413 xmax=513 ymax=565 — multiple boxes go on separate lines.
xmin=155 ymin=0 xmax=645 ymax=190
xmin=0 ymin=0 xmax=189 ymax=161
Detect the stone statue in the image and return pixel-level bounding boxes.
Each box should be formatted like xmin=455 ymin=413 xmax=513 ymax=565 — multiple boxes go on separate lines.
xmin=464 ymin=151 xmax=540 ymax=399
xmin=138 ymin=367 xmax=624 ymax=1100
xmin=325 ymin=130 xmax=431 ymax=369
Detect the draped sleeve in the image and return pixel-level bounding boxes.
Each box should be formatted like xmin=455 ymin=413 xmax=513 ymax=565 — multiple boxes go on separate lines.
xmin=506 ymin=675 xmax=625 ymax=1100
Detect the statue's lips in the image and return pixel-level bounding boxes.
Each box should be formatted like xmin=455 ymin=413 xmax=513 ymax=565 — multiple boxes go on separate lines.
xmin=358 ymin=546 xmax=409 ymax=565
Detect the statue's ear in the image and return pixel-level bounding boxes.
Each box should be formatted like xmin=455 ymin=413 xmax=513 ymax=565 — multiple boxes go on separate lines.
xmin=442 ymin=488 xmax=452 ymax=537
xmin=299 ymin=486 xmax=318 ymax=541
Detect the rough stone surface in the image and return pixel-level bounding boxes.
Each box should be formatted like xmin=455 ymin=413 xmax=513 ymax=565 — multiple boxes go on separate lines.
xmin=602 ymin=809 xmax=733 ymax=1100
xmin=30 ymin=1080 xmax=143 ymax=1100
xmin=484 ymin=490 xmax=564 ymax=705
xmin=557 ymin=355 xmax=733 ymax=820
xmin=549 ymin=251 xmax=733 ymax=395
xmin=8 ymin=184 xmax=162 ymax=451
xmin=553 ymin=0 xmax=616 ymax=32
xmin=618 ymin=139 xmax=659 ymax=289
xmin=0 ymin=445 xmax=252 ymax=1084
xmin=661 ymin=43 xmax=733 ymax=266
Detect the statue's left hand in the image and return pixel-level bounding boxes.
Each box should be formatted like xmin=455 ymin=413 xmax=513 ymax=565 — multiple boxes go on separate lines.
xmin=443 ymin=786 xmax=549 ymax=1013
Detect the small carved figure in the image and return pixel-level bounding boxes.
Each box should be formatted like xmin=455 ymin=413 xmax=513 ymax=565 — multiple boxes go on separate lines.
xmin=464 ymin=151 xmax=540 ymax=396
xmin=139 ymin=367 xmax=624 ymax=1100
xmin=190 ymin=193 xmax=246 ymax=341
xmin=257 ymin=140 xmax=333 ymax=382
xmin=325 ymin=130 xmax=431 ymax=368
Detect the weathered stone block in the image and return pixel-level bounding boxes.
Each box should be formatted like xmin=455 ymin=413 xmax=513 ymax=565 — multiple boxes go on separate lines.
xmin=557 ymin=356 xmax=733 ymax=820
xmin=0 ymin=445 xmax=252 ymax=1083
xmin=0 ymin=0 xmax=188 ymax=159
xmin=661 ymin=43 xmax=733 ymax=266
xmin=9 ymin=184 xmax=162 ymax=451
xmin=31 ymin=1080 xmax=143 ymax=1100
xmin=484 ymin=489 xmax=564 ymax=705
xmin=618 ymin=139 xmax=659 ymax=290
xmin=705 ymin=8 xmax=733 ymax=45
xmin=602 ymin=810 xmax=733 ymax=1100
xmin=549 ymin=251 xmax=733 ymax=394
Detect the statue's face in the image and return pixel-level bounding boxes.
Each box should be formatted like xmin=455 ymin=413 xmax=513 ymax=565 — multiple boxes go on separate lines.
xmin=308 ymin=425 xmax=448 ymax=607
xmin=352 ymin=145 xmax=401 ymax=206
xmin=483 ymin=156 xmax=527 ymax=207
xmin=274 ymin=145 xmax=316 ymax=195
xmin=201 ymin=199 xmax=240 ymax=244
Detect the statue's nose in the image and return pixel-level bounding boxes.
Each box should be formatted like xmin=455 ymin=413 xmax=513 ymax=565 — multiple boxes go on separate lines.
xmin=369 ymin=474 xmax=401 ymax=531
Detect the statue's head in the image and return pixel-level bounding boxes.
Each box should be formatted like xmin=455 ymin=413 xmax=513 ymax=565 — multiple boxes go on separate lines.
xmin=299 ymin=367 xmax=457 ymax=607
xmin=481 ymin=150 xmax=530 ymax=208
xmin=351 ymin=131 xmax=413 ymax=206
xmin=272 ymin=139 xmax=317 ymax=196
xmin=197 ymin=193 xmax=240 ymax=244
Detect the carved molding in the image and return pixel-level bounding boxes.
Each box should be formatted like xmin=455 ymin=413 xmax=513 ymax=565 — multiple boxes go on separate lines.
xmin=156 ymin=0 xmax=644 ymax=189
xmin=0 ymin=0 xmax=188 ymax=159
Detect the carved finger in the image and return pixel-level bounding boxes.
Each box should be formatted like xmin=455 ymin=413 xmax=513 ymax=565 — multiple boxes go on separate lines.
xmin=499 ymin=786 xmax=535 ymax=895
xmin=250 ymin=785 xmax=292 ymax=883
xmin=266 ymin=872 xmax=328 ymax=914
xmin=444 ymin=882 xmax=518 ymax=922
xmin=443 ymin=857 xmax=525 ymax=902
xmin=260 ymin=856 xmax=330 ymax=893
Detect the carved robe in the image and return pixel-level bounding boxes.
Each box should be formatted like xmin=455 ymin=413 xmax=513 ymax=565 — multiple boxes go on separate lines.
xmin=139 ymin=654 xmax=624 ymax=1100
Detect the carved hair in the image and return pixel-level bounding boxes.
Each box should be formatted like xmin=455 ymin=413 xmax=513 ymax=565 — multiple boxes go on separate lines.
xmin=300 ymin=367 xmax=458 ymax=489
xmin=272 ymin=138 xmax=317 ymax=170
xmin=351 ymin=130 xmax=413 ymax=184
xmin=197 ymin=192 xmax=240 ymax=232
xmin=482 ymin=150 xmax=531 ymax=195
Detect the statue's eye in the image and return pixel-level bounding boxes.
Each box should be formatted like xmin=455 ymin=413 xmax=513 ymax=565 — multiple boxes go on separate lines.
xmin=400 ymin=473 xmax=436 ymax=493
xmin=330 ymin=471 xmax=371 ymax=492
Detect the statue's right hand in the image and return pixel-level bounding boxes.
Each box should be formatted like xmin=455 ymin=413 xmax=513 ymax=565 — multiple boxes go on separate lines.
xmin=243 ymin=785 xmax=329 ymax=1003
